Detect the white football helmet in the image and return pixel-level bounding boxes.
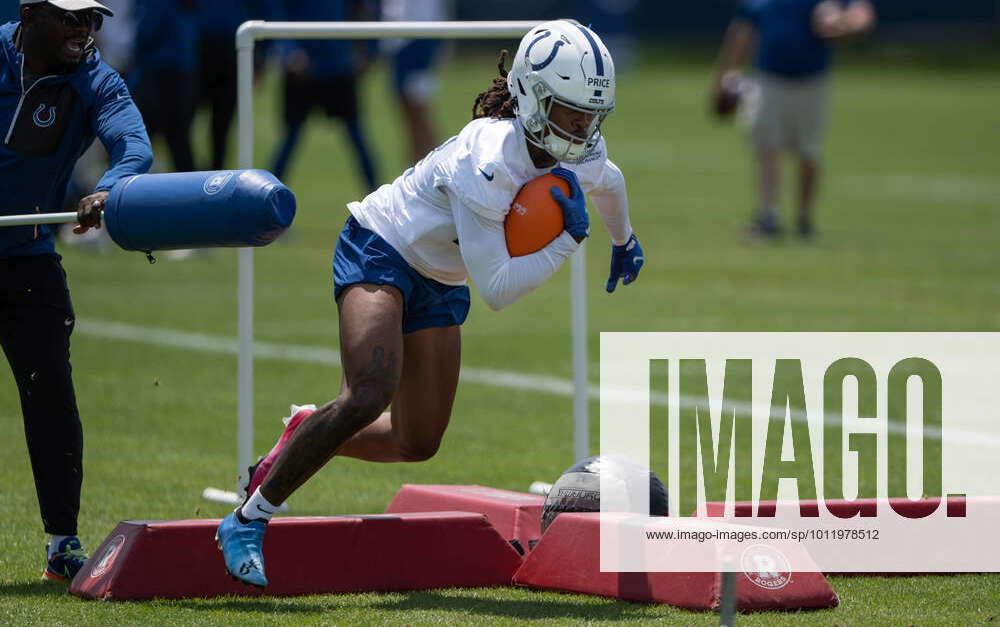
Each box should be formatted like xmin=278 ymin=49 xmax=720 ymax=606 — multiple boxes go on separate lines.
xmin=507 ymin=19 xmax=616 ymax=164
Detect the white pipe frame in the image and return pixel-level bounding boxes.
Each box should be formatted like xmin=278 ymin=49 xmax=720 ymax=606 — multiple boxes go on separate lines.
xmin=234 ymin=21 xmax=589 ymax=486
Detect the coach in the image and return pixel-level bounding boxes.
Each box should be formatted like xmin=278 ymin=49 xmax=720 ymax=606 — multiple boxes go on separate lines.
xmin=0 ymin=0 xmax=151 ymax=582
xmin=711 ymin=0 xmax=875 ymax=239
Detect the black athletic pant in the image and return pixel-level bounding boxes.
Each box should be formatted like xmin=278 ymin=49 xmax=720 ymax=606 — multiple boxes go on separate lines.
xmin=198 ymin=34 xmax=237 ymax=171
xmin=0 ymin=254 xmax=82 ymax=536
xmin=135 ymin=69 xmax=197 ymax=173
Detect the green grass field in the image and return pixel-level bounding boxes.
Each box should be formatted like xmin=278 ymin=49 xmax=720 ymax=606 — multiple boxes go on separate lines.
xmin=1 ymin=50 xmax=999 ymax=625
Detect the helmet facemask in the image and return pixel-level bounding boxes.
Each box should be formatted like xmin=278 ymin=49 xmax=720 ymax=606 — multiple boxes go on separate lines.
xmin=539 ymin=94 xmax=611 ymax=163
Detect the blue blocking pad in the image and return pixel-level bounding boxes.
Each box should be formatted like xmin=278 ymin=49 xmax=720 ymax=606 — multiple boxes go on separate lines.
xmin=104 ymin=170 xmax=296 ymax=251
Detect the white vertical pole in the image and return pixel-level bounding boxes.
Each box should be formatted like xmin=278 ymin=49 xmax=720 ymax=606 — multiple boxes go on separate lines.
xmin=235 ymin=23 xmax=260 ymax=485
xmin=571 ymin=243 xmax=589 ymax=463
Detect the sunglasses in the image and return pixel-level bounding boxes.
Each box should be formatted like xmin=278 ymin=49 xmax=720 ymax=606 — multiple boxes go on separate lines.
xmin=42 ymin=5 xmax=104 ymax=32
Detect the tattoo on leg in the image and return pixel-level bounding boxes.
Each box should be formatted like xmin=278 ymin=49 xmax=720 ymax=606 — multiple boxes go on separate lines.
xmin=350 ymin=345 xmax=398 ymax=420
xmin=260 ymin=344 xmax=399 ymax=503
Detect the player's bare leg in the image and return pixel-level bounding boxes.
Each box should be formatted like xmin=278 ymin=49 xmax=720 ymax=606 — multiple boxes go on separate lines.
xmin=218 ymin=283 xmax=405 ymax=587
xmin=401 ymin=98 xmax=438 ymax=165
xmin=797 ymin=157 xmax=820 ymax=238
xmin=242 ymin=315 xmax=460 ymax=492
xmin=337 ymin=324 xmax=461 ymax=462
xmin=750 ymin=147 xmax=782 ymax=237
xmin=259 ymin=284 xmax=404 ymax=505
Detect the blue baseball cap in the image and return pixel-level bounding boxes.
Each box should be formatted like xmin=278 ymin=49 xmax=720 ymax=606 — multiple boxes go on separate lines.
xmin=19 ymin=0 xmax=113 ymax=17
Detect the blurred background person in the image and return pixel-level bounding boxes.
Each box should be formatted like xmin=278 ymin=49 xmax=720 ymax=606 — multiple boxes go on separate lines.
xmin=710 ymin=0 xmax=876 ymax=239
xmin=265 ymin=0 xmax=379 ymax=192
xmin=94 ymin=0 xmax=133 ymax=73
xmin=197 ymin=0 xmax=261 ymax=171
xmin=574 ymin=0 xmax=640 ymax=71
xmin=130 ymin=0 xmax=199 ymax=173
xmin=380 ymin=0 xmax=449 ymax=165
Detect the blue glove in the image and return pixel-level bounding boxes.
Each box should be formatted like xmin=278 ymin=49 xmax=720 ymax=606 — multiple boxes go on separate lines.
xmin=606 ymin=234 xmax=644 ymax=293
xmin=549 ymin=167 xmax=589 ymax=240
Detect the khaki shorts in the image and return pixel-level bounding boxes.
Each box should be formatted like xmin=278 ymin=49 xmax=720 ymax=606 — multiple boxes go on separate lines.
xmin=749 ymin=72 xmax=830 ymax=160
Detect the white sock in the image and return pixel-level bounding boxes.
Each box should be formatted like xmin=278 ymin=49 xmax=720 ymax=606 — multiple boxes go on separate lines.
xmin=240 ymin=487 xmax=278 ymax=522
xmin=48 ymin=535 xmax=71 ymax=557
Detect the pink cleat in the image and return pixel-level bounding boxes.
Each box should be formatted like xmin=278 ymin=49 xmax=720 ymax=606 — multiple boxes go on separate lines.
xmin=240 ymin=404 xmax=315 ymax=499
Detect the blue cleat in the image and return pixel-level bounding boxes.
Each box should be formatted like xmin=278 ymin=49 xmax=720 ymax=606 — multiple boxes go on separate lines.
xmin=42 ymin=536 xmax=89 ymax=583
xmin=745 ymin=213 xmax=783 ymax=240
xmin=216 ymin=511 xmax=268 ymax=588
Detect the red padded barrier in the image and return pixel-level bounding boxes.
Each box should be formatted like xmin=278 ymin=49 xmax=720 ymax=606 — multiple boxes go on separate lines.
xmin=700 ymin=496 xmax=998 ymax=575
xmin=386 ymin=484 xmax=544 ymax=548
xmin=513 ymin=513 xmax=838 ymax=610
xmin=70 ymin=512 xmax=522 ymax=601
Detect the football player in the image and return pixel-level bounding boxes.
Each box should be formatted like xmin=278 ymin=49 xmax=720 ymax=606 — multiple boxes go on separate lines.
xmin=217 ymin=19 xmax=644 ymax=588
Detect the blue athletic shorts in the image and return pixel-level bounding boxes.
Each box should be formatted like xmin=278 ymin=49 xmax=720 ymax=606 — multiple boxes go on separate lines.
xmin=333 ymin=216 xmax=470 ymax=334
xmin=392 ymin=39 xmax=442 ymax=96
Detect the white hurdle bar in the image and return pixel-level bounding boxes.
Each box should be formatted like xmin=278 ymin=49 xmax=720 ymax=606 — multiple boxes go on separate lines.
xmin=229 ymin=21 xmax=589 ymax=491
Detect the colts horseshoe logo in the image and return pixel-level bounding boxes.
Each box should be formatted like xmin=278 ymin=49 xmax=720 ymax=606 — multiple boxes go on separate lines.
xmin=203 ymin=171 xmax=234 ymax=195
xmin=525 ymin=30 xmax=565 ymax=71
xmin=33 ymin=103 xmax=56 ymax=128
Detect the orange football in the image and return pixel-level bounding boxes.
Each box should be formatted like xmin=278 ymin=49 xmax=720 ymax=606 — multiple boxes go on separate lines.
xmin=505 ymin=173 xmax=569 ymax=257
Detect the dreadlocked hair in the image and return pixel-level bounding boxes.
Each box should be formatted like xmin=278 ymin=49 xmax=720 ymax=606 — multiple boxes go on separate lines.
xmin=472 ymin=50 xmax=516 ymax=120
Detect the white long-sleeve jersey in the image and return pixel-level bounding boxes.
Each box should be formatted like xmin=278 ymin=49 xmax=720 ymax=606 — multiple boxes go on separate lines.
xmin=347 ymin=117 xmax=632 ymax=310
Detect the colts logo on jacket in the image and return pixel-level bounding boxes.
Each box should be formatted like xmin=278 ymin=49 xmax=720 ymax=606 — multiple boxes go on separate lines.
xmin=33 ymin=103 xmax=56 ymax=128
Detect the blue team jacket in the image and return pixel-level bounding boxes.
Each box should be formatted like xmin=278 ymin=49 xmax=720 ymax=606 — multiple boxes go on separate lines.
xmin=132 ymin=0 xmax=198 ymax=74
xmin=737 ymin=0 xmax=858 ymax=78
xmin=0 ymin=22 xmax=152 ymax=259
xmin=264 ymin=0 xmax=375 ymax=78
xmin=199 ymin=0 xmax=256 ymax=38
